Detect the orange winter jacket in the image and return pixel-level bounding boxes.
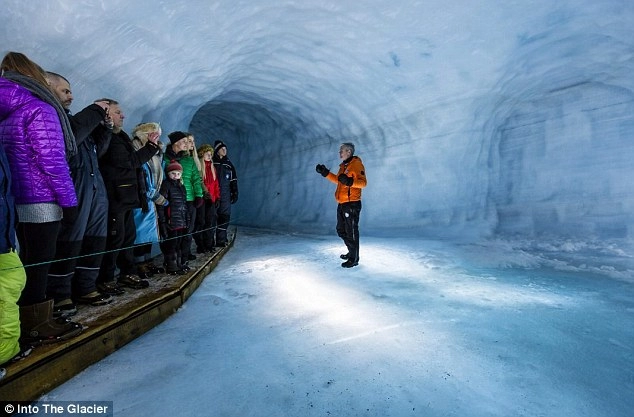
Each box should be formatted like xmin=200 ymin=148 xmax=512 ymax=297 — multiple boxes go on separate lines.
xmin=326 ymin=156 xmax=367 ymax=204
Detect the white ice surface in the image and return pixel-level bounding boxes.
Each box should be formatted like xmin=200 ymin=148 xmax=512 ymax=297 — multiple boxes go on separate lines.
xmin=2 ymin=2 xmax=634 ymax=413
xmin=41 ymin=229 xmax=634 ymax=417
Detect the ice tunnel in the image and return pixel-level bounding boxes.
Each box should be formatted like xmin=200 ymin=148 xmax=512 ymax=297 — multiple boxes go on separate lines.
xmin=2 ymin=0 xmax=634 ymax=242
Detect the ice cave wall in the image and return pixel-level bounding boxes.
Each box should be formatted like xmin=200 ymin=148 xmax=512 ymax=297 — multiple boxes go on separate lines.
xmin=2 ymin=0 xmax=634 ymax=241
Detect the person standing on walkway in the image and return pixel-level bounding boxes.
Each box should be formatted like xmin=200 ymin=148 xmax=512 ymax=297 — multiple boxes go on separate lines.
xmin=97 ymin=99 xmax=160 ymax=293
xmin=46 ymin=72 xmax=114 ymax=315
xmin=212 ymin=140 xmax=238 ymax=247
xmin=0 ymin=52 xmax=82 ymax=344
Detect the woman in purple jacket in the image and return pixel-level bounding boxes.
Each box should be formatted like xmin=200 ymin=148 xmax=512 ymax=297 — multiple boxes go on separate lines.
xmin=0 ymin=52 xmax=82 ymax=344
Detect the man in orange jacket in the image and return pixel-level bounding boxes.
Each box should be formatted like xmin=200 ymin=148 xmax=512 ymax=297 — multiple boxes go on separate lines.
xmin=316 ymin=143 xmax=367 ymax=268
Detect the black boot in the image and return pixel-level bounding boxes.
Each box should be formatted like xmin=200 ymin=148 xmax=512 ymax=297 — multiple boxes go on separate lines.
xmin=341 ymin=259 xmax=359 ymax=268
xmin=136 ymin=262 xmax=154 ymax=279
xmin=165 ymin=254 xmax=185 ymax=275
xmin=19 ymin=300 xmax=82 ymax=345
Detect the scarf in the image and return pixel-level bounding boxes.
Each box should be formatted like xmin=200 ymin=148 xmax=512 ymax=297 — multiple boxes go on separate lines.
xmin=1 ymin=70 xmax=77 ymax=159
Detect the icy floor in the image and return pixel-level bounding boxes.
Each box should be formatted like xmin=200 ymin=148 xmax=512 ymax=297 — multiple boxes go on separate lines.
xmin=42 ymin=228 xmax=634 ymax=417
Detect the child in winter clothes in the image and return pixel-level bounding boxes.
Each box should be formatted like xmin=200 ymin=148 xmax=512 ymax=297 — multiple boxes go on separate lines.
xmin=157 ymin=160 xmax=189 ymax=275
xmin=163 ymin=131 xmax=204 ymax=268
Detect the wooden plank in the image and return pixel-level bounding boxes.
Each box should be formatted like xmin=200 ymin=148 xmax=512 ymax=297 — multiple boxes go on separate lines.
xmin=0 ymin=229 xmax=235 ymax=401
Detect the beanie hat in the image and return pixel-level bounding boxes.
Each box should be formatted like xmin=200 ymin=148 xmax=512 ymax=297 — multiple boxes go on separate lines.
xmin=197 ymin=143 xmax=214 ymax=158
xmin=168 ymin=131 xmax=188 ymax=145
xmin=166 ymin=160 xmax=183 ymax=173
xmin=214 ymin=140 xmax=227 ymax=153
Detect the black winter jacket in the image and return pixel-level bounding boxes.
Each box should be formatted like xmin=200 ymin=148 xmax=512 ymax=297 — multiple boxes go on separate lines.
xmin=157 ymin=178 xmax=188 ymax=230
xmin=98 ymin=130 xmax=159 ymax=212
xmin=66 ymin=105 xmax=110 ymax=197
xmin=213 ymin=154 xmax=238 ymax=205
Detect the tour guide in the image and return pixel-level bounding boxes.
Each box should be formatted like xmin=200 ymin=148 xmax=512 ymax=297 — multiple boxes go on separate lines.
xmin=316 ymin=142 xmax=367 ymax=268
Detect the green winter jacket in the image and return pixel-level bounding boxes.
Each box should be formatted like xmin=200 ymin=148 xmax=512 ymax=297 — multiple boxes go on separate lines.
xmin=163 ymin=146 xmax=204 ymax=202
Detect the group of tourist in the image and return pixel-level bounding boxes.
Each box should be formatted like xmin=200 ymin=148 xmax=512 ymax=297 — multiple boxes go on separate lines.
xmin=0 ymin=51 xmax=238 ymax=367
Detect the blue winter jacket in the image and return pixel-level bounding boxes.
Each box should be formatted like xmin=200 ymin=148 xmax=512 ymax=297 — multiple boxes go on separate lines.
xmin=0 ymin=145 xmax=16 ymax=253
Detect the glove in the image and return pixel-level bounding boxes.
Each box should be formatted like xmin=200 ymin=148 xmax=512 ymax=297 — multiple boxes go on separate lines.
xmin=230 ymin=191 xmax=238 ymax=204
xmin=203 ymin=191 xmax=212 ymax=200
xmin=194 ymin=197 xmax=204 ymax=208
xmin=62 ymin=206 xmax=79 ymax=224
xmin=338 ymin=173 xmax=354 ymax=186
xmin=214 ymin=200 xmax=220 ymax=209
xmin=315 ymin=164 xmax=329 ymax=177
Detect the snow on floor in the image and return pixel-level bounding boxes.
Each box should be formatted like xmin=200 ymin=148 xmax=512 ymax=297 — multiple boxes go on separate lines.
xmin=42 ymin=228 xmax=634 ymax=417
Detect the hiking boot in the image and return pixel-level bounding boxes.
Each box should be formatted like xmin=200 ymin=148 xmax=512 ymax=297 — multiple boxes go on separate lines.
xmin=341 ymin=259 xmax=359 ymax=268
xmin=75 ymin=291 xmax=113 ymax=306
xmin=10 ymin=343 xmax=34 ymax=363
xmin=53 ymin=299 xmax=77 ymax=318
xmin=97 ymin=282 xmax=126 ymax=296
xmin=136 ymin=263 xmax=154 ymax=280
xmin=118 ymin=274 xmax=149 ymax=289
xmin=146 ymin=263 xmax=165 ymax=275
xmin=340 ymin=253 xmax=350 ymax=260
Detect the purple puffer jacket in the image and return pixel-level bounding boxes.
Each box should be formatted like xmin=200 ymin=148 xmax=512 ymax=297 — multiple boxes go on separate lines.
xmin=0 ymin=77 xmax=77 ymax=208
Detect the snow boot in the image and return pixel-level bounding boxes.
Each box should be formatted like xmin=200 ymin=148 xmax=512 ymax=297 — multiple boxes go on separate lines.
xmin=165 ymin=254 xmax=185 ymax=276
xmin=136 ymin=262 xmax=154 ymax=280
xmin=19 ymin=299 xmax=83 ymax=345
xmin=341 ymin=259 xmax=359 ymax=268
xmin=177 ymin=251 xmax=191 ymax=272
xmin=145 ymin=261 xmax=165 ymax=275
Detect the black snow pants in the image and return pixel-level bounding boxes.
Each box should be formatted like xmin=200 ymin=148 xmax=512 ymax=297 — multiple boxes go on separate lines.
xmin=336 ymin=201 xmax=362 ymax=263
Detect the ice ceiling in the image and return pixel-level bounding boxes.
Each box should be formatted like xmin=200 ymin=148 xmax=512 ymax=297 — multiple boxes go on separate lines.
xmin=2 ymin=0 xmax=634 ymax=241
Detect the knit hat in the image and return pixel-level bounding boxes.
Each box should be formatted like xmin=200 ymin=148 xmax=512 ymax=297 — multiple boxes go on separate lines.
xmin=166 ymin=160 xmax=183 ymax=173
xmin=197 ymin=143 xmax=214 ymax=158
xmin=168 ymin=131 xmax=188 ymax=145
xmin=214 ymin=140 xmax=227 ymax=153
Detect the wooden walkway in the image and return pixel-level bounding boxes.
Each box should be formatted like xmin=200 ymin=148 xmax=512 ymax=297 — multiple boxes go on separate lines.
xmin=0 ymin=229 xmax=235 ymax=402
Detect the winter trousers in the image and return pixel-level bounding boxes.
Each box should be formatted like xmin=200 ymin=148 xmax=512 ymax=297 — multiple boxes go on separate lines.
xmin=215 ymin=199 xmax=231 ymax=246
xmin=194 ymin=199 xmax=217 ymax=251
xmin=99 ymin=208 xmax=137 ymax=284
xmin=180 ymin=201 xmax=196 ymax=261
xmin=133 ymin=243 xmax=153 ymax=264
xmin=0 ymin=250 xmax=26 ymax=365
xmin=336 ymin=201 xmax=362 ymax=263
xmin=17 ymin=221 xmax=60 ymax=306
xmin=48 ymin=186 xmax=108 ymax=301
xmin=162 ymin=229 xmax=185 ymax=271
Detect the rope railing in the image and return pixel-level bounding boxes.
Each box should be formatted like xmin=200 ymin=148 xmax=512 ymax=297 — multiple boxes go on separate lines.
xmin=0 ymin=220 xmax=232 ymax=273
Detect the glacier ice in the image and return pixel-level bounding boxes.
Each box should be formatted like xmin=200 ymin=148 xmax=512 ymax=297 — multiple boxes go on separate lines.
xmin=2 ymin=1 xmax=634 ymax=259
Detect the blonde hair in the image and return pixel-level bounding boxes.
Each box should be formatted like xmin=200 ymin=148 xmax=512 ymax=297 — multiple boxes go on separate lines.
xmin=187 ymin=134 xmax=202 ymax=172
xmin=133 ymin=122 xmax=161 ymax=144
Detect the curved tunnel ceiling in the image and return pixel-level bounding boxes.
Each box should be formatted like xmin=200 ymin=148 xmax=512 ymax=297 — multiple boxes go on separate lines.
xmin=2 ymin=0 xmax=634 ymax=240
